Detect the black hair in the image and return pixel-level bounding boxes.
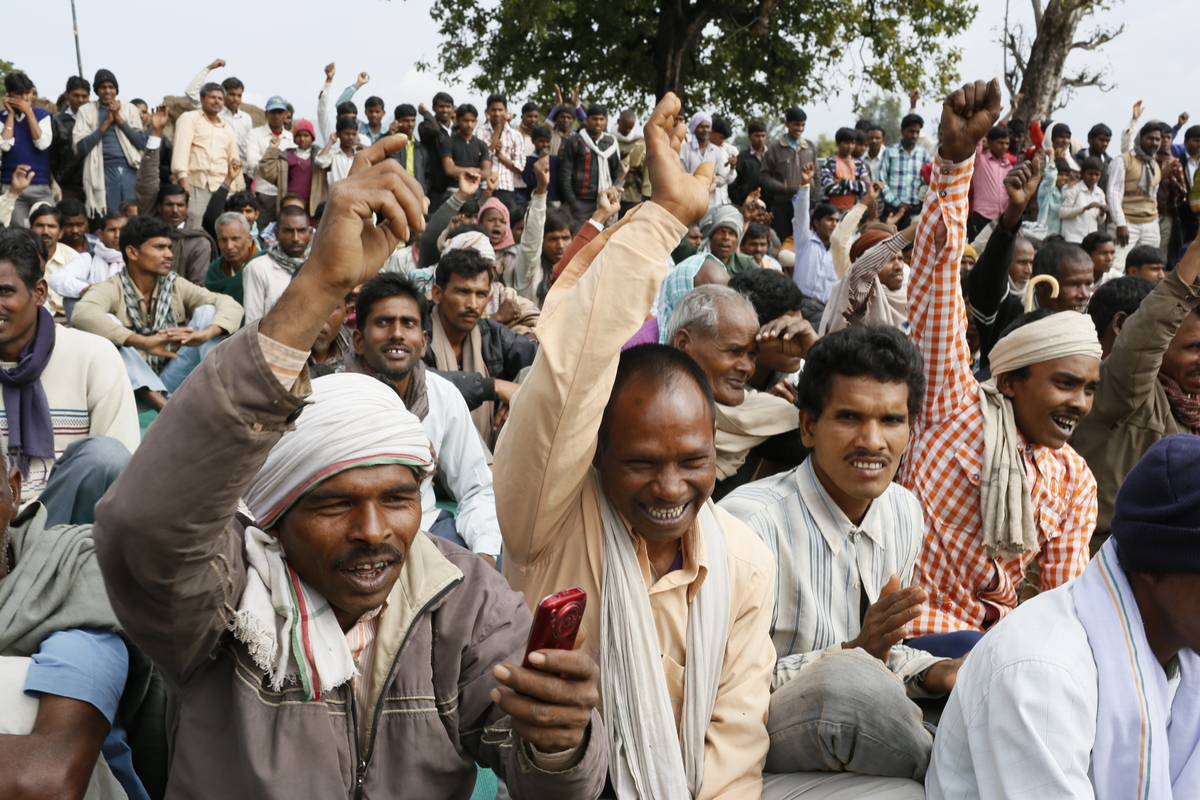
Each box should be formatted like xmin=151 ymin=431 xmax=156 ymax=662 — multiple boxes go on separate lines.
xmin=1088 ymin=276 xmax=1154 ymax=338
xmin=853 ymin=129 xmax=867 ymax=144
xmin=225 ymin=191 xmax=260 ymax=212
xmin=785 ymin=108 xmax=807 ymax=123
xmin=901 ymin=113 xmax=923 ymax=130
xmin=355 ymin=272 xmax=429 ymax=330
xmin=835 ymin=126 xmax=856 ymax=144
xmin=221 ymin=77 xmax=244 ymax=92
xmin=1008 ymin=118 xmax=1026 ymax=134
xmin=599 ymin=344 xmax=716 ymax=446
xmin=65 ymin=75 xmax=90 ymax=94
xmin=729 ymin=268 xmax=805 ymax=325
xmin=336 ymin=115 xmax=358 ymax=133
xmin=1080 ymin=230 xmax=1116 ymax=254
xmin=336 ymin=101 xmax=357 ymax=117
xmin=120 ymin=215 xmax=172 ymax=256
xmin=812 ymin=203 xmax=840 ymax=223
xmin=393 ymin=103 xmax=416 ymax=120
xmin=278 ymin=205 xmax=310 ymax=224
xmin=28 ymin=206 xmax=62 ymax=227
xmin=544 ymin=206 xmax=574 ymax=235
xmin=1032 ymin=239 xmax=1090 ymax=279
xmin=432 ymin=91 xmax=455 ymax=107
xmin=486 ymin=93 xmax=507 ymax=109
xmin=1185 ymin=125 xmax=1200 ymax=141
xmin=711 ymin=116 xmax=732 ymax=138
xmin=586 ymin=104 xmax=608 ymax=118
xmin=199 ymin=82 xmax=225 ymax=99
xmin=435 ymin=247 xmax=494 ymax=289
xmin=1051 ymin=123 xmax=1071 ymax=139
xmin=854 ymin=118 xmax=873 ymax=132
xmin=521 ymin=101 xmax=538 ymax=114
xmin=1137 ymin=122 xmax=1162 ymax=142
xmin=1126 ymin=244 xmax=1167 ymax=271
xmin=531 ymin=124 xmax=552 ymax=140
xmin=1088 ymin=123 xmax=1112 ymax=139
xmin=118 ymin=199 xmax=139 ymax=216
xmin=459 ymin=198 xmax=481 ymax=217
xmin=364 ymin=96 xmax=384 ymax=111
xmin=742 ymin=222 xmax=770 ymax=242
xmin=748 ymin=119 xmax=767 ymax=135
xmin=280 ymin=193 xmax=306 ymax=207
xmin=795 ymin=325 xmax=925 ymax=421
xmin=1078 ymin=156 xmax=1103 ymax=173
xmin=987 ymin=125 xmax=1011 ymax=141
xmin=0 ymin=227 xmax=46 ymax=290
xmin=868 ymin=124 xmax=886 ymax=136
xmin=130 ymin=98 xmax=147 ymax=109
xmin=453 ymin=104 xmax=476 ymax=120
xmin=55 ymin=198 xmax=86 ymax=219
xmin=3 ymin=72 xmax=34 ymax=95
xmin=102 ymin=208 xmax=128 ymax=225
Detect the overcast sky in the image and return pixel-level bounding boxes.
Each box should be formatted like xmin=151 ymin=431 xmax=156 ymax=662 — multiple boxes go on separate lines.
xmin=6 ymin=0 xmax=1189 ymax=144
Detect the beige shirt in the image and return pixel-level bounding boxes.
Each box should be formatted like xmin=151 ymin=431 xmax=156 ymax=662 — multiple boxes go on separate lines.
xmin=495 ymin=202 xmax=776 ymax=800
xmin=172 ymin=110 xmax=245 ymax=192
xmin=44 ymin=242 xmax=79 ymax=318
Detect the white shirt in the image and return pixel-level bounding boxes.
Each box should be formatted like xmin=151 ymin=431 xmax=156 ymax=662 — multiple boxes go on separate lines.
xmin=419 ymin=371 xmax=502 ymax=556
xmin=245 ymin=125 xmax=294 ymax=195
xmin=48 ymin=245 xmax=124 ymax=299
xmin=720 ymin=457 xmax=944 ymax=692
xmin=0 ymin=110 xmax=53 ymax=151
xmin=679 ymin=138 xmax=729 ymax=208
xmin=1106 ymin=154 xmax=1160 ymax=228
xmin=863 ymin=150 xmax=884 ymax=181
xmin=324 ymin=148 xmax=356 ymax=184
xmin=240 ymin=252 xmax=294 ymax=323
xmin=1058 ymin=181 xmax=1108 ymax=243
xmin=43 ymin=242 xmax=79 ymax=318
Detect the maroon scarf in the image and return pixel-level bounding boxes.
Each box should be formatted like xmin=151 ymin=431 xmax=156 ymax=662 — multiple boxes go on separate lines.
xmin=1159 ymin=373 xmax=1200 ymax=433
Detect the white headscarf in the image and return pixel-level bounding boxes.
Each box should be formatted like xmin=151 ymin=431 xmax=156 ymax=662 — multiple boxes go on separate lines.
xmin=688 ymin=111 xmax=713 ymax=136
xmin=442 ymin=230 xmax=497 ymax=263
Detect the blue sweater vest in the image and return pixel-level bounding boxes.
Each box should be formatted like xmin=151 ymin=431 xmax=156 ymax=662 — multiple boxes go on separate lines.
xmin=1 ymin=108 xmax=52 ymax=185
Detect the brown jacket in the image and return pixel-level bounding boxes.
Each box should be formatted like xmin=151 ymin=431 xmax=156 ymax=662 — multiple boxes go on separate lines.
xmin=1072 ymin=268 xmax=1200 ymax=533
xmin=757 ymin=136 xmax=816 ymax=204
xmin=256 ymin=143 xmax=329 ymax=216
xmin=93 ymin=325 xmax=607 ymax=800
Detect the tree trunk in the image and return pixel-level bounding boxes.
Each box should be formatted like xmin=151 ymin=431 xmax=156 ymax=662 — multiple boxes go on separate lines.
xmin=1013 ymin=0 xmax=1087 ymax=125
xmin=653 ymin=1 xmax=714 ymax=104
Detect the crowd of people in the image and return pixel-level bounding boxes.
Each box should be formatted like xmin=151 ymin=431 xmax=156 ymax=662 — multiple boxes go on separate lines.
xmin=0 ymin=54 xmax=1198 ymax=800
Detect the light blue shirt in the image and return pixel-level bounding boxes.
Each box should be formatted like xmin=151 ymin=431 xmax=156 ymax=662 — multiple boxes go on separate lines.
xmin=790 ymin=186 xmax=837 ymax=304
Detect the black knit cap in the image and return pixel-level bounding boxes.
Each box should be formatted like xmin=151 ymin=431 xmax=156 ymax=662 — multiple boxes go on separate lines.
xmin=1111 ymin=434 xmax=1200 ymax=574
xmin=93 ymin=69 xmax=118 ymax=92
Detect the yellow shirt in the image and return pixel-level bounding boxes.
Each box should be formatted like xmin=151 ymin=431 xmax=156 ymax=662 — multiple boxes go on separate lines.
xmin=495 ymin=202 xmax=776 ymax=800
xmin=172 ymin=110 xmax=244 ymax=192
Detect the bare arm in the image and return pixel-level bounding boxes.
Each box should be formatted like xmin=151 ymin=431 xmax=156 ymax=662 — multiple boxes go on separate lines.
xmin=0 ymin=694 xmax=110 ymax=800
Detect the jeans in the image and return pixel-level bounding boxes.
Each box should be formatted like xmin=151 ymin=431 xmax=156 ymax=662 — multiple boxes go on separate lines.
xmin=1113 ymin=219 xmax=1161 ymax=273
xmin=766 ymin=649 xmax=933 ymax=781
xmin=1 ymin=182 xmax=54 ymax=228
xmin=38 ymin=436 xmax=132 ymax=526
xmin=103 ymin=161 xmax=137 ymax=215
xmin=118 ymin=304 xmax=223 ymax=395
xmin=906 ymin=630 xmax=985 ymax=659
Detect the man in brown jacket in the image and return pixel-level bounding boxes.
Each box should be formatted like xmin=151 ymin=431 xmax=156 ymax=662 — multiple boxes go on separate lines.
xmin=1073 ymin=233 xmax=1200 ymax=546
xmin=758 ymin=107 xmax=816 ymax=242
xmin=93 ymin=135 xmax=608 ymax=800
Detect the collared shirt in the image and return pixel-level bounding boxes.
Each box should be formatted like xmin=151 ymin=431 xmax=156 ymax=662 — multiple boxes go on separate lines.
xmin=863 ymin=150 xmax=884 ymax=180
xmin=43 ymin=242 xmax=79 ymax=318
xmin=477 ymin=121 xmax=523 ymax=192
xmin=245 ymin=125 xmax=294 ymax=196
xmin=680 ymin=139 xmax=729 ymax=207
xmin=1107 ymin=154 xmax=1161 ymax=228
xmin=171 ymin=110 xmax=243 ymax=192
xmin=783 ymin=135 xmax=802 ymax=151
xmin=0 ymin=110 xmax=53 ymax=151
xmin=899 ymin=154 xmax=1095 ymax=637
xmin=791 ymin=186 xmax=836 ymax=304
xmin=345 ymin=602 xmax=386 ymax=730
xmin=183 ymin=66 xmax=253 ymax=159
xmin=720 ymin=458 xmax=945 ymax=693
xmin=1059 ymin=180 xmax=1108 ymax=243
xmin=969 ymin=140 xmax=1015 ymax=221
xmin=878 ymin=142 xmax=933 ymax=207
xmin=241 ymin=252 xmax=297 ymax=323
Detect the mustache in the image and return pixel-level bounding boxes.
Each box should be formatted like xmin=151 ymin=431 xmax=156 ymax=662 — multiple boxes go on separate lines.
xmin=332 ymin=543 xmax=403 ymax=570
xmin=843 ymin=449 xmax=892 ymax=465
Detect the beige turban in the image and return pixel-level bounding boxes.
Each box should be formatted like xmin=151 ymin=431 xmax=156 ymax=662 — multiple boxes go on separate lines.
xmin=443 ymin=231 xmax=496 ymax=263
xmin=978 ymin=311 xmax=1101 ymax=557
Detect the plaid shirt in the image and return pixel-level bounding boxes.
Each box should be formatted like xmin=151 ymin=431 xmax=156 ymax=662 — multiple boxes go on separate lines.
xmin=878 ymin=142 xmax=933 ymax=207
xmin=819 ymin=155 xmax=870 ymax=202
xmin=898 ymin=154 xmax=1096 ymax=637
xmin=477 ymin=121 xmax=523 ymax=192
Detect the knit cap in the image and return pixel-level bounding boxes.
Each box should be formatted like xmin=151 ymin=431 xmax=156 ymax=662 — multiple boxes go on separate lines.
xmin=93 ymin=69 xmax=118 ymax=92
xmin=1111 ymin=434 xmax=1200 ymax=574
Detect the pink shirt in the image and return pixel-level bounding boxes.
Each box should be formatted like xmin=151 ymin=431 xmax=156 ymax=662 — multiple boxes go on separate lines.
xmin=969 ymin=140 xmax=1015 ymax=221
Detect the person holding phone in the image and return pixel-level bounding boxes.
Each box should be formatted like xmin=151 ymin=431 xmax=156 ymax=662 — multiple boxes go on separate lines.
xmin=91 ymin=133 xmax=607 ymax=800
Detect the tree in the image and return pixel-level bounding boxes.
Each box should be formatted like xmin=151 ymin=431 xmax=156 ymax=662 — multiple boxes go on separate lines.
xmin=857 ymin=94 xmax=903 ymax=144
xmin=419 ymin=0 xmax=976 ymax=120
xmin=1001 ymin=0 xmax=1123 ymax=125
xmin=0 ymin=59 xmax=15 ymax=97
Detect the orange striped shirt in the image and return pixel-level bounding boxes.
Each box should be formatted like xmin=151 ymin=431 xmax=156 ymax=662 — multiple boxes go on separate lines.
xmin=899 ymin=154 xmax=1096 ymax=637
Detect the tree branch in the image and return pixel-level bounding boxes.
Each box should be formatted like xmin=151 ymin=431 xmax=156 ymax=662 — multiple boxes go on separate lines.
xmin=1069 ymin=23 xmax=1124 ymax=51
xmin=1030 ymin=0 xmax=1044 ymax=30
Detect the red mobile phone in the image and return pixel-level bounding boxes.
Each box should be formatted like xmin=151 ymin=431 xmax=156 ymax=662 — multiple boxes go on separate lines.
xmin=522 ymin=588 xmax=586 ymax=668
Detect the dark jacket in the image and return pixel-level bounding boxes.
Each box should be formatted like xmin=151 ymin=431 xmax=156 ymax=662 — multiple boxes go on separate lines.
xmin=729 ymin=147 xmax=765 ymax=207
xmin=135 ymin=144 xmax=217 ymax=285
xmin=559 ymin=131 xmax=621 ymax=207
xmin=93 ymin=325 xmax=607 ymax=800
xmin=422 ymin=314 xmax=538 ymax=409
xmin=50 ymin=110 xmax=86 ymax=192
xmin=966 ymin=223 xmax=1022 ymax=379
xmin=757 ymin=136 xmax=816 ymax=207
xmin=419 ymin=114 xmax=452 ymax=195
xmin=388 ymin=138 xmax=432 ymax=195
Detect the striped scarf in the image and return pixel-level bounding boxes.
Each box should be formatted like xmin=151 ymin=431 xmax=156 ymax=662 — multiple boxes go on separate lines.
xmin=1159 ymin=373 xmax=1200 ymax=433
xmin=268 ymin=242 xmax=310 ymax=277
xmin=118 ymin=268 xmax=177 ymax=371
xmin=1072 ymin=540 xmax=1200 ymax=799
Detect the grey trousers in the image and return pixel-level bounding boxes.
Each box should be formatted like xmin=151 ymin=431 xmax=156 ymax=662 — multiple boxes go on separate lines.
xmin=39 ymin=436 xmax=132 ymax=527
xmin=766 ymin=649 xmax=933 ymax=781
xmin=761 ymin=772 xmax=926 ymax=799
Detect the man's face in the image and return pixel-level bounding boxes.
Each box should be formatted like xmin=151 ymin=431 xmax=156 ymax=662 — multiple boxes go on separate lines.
xmin=354 ymin=295 xmax=427 ymax=383
xmin=394 ymin=116 xmax=416 ymax=138
xmin=1186 ymin=137 xmax=1200 ymax=160
xmin=31 ymin=215 xmax=62 ymax=252
xmin=1089 ymin=240 xmax=1116 ymax=281
xmin=98 ymin=216 xmax=127 ymax=250
xmin=1141 ymin=130 xmax=1163 ymax=153
xmin=1039 ymin=257 xmax=1095 ymax=312
xmin=486 ymin=102 xmax=506 ymax=130
xmin=750 ymin=131 xmax=767 ymax=151
xmin=686 ymin=226 xmax=703 ymax=248
xmin=277 ymin=215 xmax=312 ymax=258
xmin=237 ymin=204 xmax=259 ymax=225
xmin=96 ymin=82 xmax=117 ymax=106
xmin=1052 ymin=133 xmax=1071 ymax=152
xmin=785 ymin=120 xmax=806 ymax=140
xmin=313 ymin=302 xmax=347 ymax=355
xmin=366 ymin=105 xmax=384 ymax=129
xmin=202 ymin=89 xmax=225 ymax=117
xmin=267 ymin=108 xmax=288 ymax=131
xmin=522 ymin=108 xmax=540 ymax=130
xmin=597 ymin=377 xmax=716 ymax=545
xmin=800 ymin=375 xmax=911 ymax=516
xmin=127 ymin=236 xmax=174 ymax=277
xmin=901 ymin=124 xmax=921 ymax=148
xmin=66 ymin=87 xmax=90 ymax=112
xmin=617 ymin=113 xmax=636 ymax=136
xmin=837 ymin=139 xmax=854 ymax=158
xmin=868 ymin=129 xmax=884 ymax=155
xmin=132 ymin=101 xmax=149 ymax=128
xmin=457 ymin=113 xmax=477 ymax=139
xmin=814 ymin=211 xmax=840 ymax=242
xmin=1009 ymin=238 xmax=1035 ymax=286
xmin=479 ymin=208 xmax=508 ymax=248
xmin=273 ymin=462 xmax=423 ymax=631
xmin=543 ymin=227 xmax=572 ymax=263
xmin=337 ymin=129 xmax=359 ymax=149
xmin=673 ymin=301 xmax=759 ymax=406
xmin=851 ymin=140 xmax=867 ymax=158
xmin=0 ymin=260 xmax=48 ymax=355
xmin=1089 ymin=133 xmax=1111 ymax=154
xmin=434 ymin=100 xmax=454 ymax=126
xmin=1161 ymin=312 xmax=1200 ymax=396
xmin=880 ymin=253 xmax=905 ymax=292
xmin=54 ymin=214 xmax=86 ymax=252
xmin=1127 ymin=261 xmax=1167 ymax=283
xmin=960 ymin=252 xmax=976 ymax=275
xmin=216 ymin=221 xmax=255 ymax=267
xmin=999 ymin=355 xmax=1099 ymax=449
xmin=159 ymin=193 xmax=188 ymax=227
xmin=586 ymin=113 xmax=607 ymax=138
xmin=709 ymin=226 xmax=738 ymax=262
xmin=1082 ymin=167 xmax=1102 ymax=190
xmin=693 ymin=122 xmax=710 ymax=144
xmin=532 ymin=135 xmax=550 ymax=156
xmin=224 ymin=86 xmax=242 ymax=114
xmin=431 ymin=270 xmax=490 ymax=333
xmin=987 ymin=137 xmax=1011 ymax=158
xmin=741 ymin=235 xmax=768 ymax=263
xmin=294 ymin=130 xmax=314 ymax=149
xmin=555 ymin=110 xmax=575 ymax=133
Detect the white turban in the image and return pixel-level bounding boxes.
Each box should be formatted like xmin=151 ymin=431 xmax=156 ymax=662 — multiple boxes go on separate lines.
xmin=989 ymin=310 xmax=1102 ymax=377
xmin=244 ymin=373 xmax=433 ymax=528
xmin=443 ymin=231 xmax=496 ymax=263
xmin=688 ymin=111 xmax=712 ymax=136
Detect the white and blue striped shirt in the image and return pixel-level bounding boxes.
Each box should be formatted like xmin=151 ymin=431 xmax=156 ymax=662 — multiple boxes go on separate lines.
xmin=720 ymin=457 xmax=945 ymax=694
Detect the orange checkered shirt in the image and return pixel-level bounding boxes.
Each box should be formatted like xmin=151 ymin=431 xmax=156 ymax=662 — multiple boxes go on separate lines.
xmin=899 ymin=153 xmax=1096 ymax=637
